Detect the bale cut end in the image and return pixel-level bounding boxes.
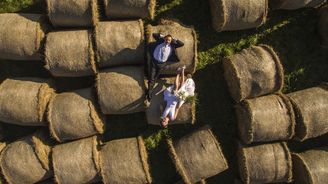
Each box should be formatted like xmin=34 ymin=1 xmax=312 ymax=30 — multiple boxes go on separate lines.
xmin=137 ymin=136 xmax=152 ymax=183
xmin=208 ymin=0 xmax=227 ymax=32
xmin=292 ymin=153 xmax=313 ymax=184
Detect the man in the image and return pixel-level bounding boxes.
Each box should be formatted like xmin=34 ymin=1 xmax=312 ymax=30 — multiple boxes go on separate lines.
xmin=147 ymin=33 xmax=184 ymax=100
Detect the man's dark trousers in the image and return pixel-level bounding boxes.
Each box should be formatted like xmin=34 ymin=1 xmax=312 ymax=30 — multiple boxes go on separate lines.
xmin=148 ymin=58 xmax=167 ymax=97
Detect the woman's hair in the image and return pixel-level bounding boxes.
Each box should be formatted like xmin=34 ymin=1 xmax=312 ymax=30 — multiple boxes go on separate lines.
xmin=186 ymin=74 xmax=192 ymax=79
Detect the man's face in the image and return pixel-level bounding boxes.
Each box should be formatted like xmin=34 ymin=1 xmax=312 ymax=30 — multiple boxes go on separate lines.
xmin=165 ymin=36 xmax=172 ymax=45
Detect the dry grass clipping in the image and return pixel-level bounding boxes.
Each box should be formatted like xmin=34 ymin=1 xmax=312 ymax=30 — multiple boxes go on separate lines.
xmin=47 ymin=88 xmax=105 ymax=143
xmin=168 ymin=126 xmax=228 ymax=183
xmin=0 ymin=129 xmax=53 ymax=184
xmin=236 ymin=93 xmax=295 ymax=144
xmin=52 ymin=136 xmax=101 ymax=184
xmin=99 ymin=137 xmax=152 ymax=183
xmin=94 ymin=20 xmax=145 ymax=68
xmin=96 ymin=66 xmax=146 ymax=115
xmin=0 ymin=78 xmax=55 ymax=126
xmin=47 ymin=0 xmax=99 ymax=27
xmin=238 ymin=142 xmax=292 ymax=184
xmin=287 ymin=84 xmax=328 ymax=141
xmin=223 ymin=44 xmax=284 ymax=102
xmin=209 ymin=0 xmax=268 ymax=32
xmin=0 ymin=13 xmax=45 ymax=60
xmin=292 ymin=147 xmax=328 ymax=184
xmin=44 ymin=30 xmax=97 ymax=77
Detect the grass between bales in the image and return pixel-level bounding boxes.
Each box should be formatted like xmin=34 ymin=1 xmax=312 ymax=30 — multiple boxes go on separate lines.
xmin=0 ymin=0 xmax=328 ymax=183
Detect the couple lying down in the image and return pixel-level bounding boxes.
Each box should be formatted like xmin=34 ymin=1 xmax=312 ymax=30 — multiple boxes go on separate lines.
xmin=160 ymin=66 xmax=195 ymax=127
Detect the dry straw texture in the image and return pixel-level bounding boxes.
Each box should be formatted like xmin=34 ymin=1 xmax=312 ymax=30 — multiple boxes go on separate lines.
xmin=52 ymin=136 xmax=101 ymax=184
xmin=146 ymin=78 xmax=196 ymax=125
xmin=287 ymin=84 xmax=328 ymax=141
xmin=47 ymin=88 xmax=104 ymax=143
xmin=223 ymin=44 xmax=284 ymax=102
xmin=47 ymin=0 xmax=98 ymax=28
xmin=146 ymin=19 xmax=198 ymax=75
xmin=0 ymin=78 xmax=54 ymax=126
xmin=94 ymin=20 xmax=145 ymax=68
xmin=0 ymin=129 xmax=53 ymax=184
xmin=99 ymin=136 xmax=152 ymax=184
xmin=0 ymin=13 xmax=44 ymax=60
xmin=96 ymin=66 xmax=146 ymax=114
xmin=319 ymin=5 xmax=328 ymax=48
xmin=45 ymin=30 xmax=97 ymax=77
xmin=236 ymin=94 xmax=295 ymax=144
xmin=292 ymin=147 xmax=328 ymax=184
xmin=270 ymin=0 xmax=327 ymax=10
xmin=104 ymin=0 xmax=155 ymax=19
xmin=238 ymin=142 xmax=292 ymax=184
xmin=168 ymin=126 xmax=228 ymax=184
xmin=209 ymin=0 xmax=268 ymax=32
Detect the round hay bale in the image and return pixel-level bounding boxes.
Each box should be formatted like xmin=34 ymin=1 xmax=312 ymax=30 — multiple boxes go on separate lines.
xmin=236 ymin=94 xmax=295 ymax=144
xmin=99 ymin=136 xmax=152 ymax=184
xmin=47 ymin=0 xmax=99 ymax=28
xmin=0 ymin=13 xmax=45 ymax=60
xmin=146 ymin=20 xmax=198 ymax=75
xmin=146 ymin=78 xmax=196 ymax=125
xmin=104 ymin=0 xmax=156 ymax=19
xmin=47 ymin=88 xmax=105 ymax=143
xmin=292 ymin=147 xmax=328 ymax=184
xmin=270 ymin=0 xmax=326 ymax=10
xmin=95 ymin=20 xmax=145 ymax=68
xmin=52 ymin=136 xmax=101 ymax=184
xmin=0 ymin=78 xmax=54 ymax=126
xmin=223 ymin=45 xmax=284 ymax=102
xmin=45 ymin=30 xmax=97 ymax=77
xmin=209 ymin=0 xmax=268 ymax=32
xmin=319 ymin=5 xmax=328 ymax=48
xmin=167 ymin=126 xmax=228 ymax=184
xmin=287 ymin=84 xmax=328 ymax=141
xmin=0 ymin=142 xmax=6 ymax=184
xmin=0 ymin=129 xmax=53 ymax=184
xmin=238 ymin=142 xmax=292 ymax=184
xmin=96 ymin=66 xmax=146 ymax=115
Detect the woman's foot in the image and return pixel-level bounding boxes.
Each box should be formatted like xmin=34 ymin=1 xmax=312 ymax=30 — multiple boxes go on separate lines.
xmin=177 ymin=65 xmax=186 ymax=72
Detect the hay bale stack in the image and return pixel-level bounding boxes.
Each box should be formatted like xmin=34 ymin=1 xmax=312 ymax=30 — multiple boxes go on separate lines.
xmin=319 ymin=5 xmax=328 ymax=48
xmin=238 ymin=142 xmax=292 ymax=184
xmin=95 ymin=20 xmax=145 ymax=68
xmin=96 ymin=66 xmax=146 ymax=114
xmin=223 ymin=45 xmax=284 ymax=102
xmin=270 ymin=0 xmax=326 ymax=10
xmin=0 ymin=142 xmax=5 ymax=184
xmin=52 ymin=136 xmax=101 ymax=184
xmin=236 ymin=94 xmax=295 ymax=144
xmin=167 ymin=126 xmax=228 ymax=184
xmin=47 ymin=0 xmax=98 ymax=28
xmin=146 ymin=20 xmax=198 ymax=75
xmin=287 ymin=84 xmax=328 ymax=141
xmin=292 ymin=147 xmax=328 ymax=184
xmin=0 ymin=78 xmax=54 ymax=126
xmin=45 ymin=30 xmax=97 ymax=77
xmin=146 ymin=78 xmax=196 ymax=125
xmin=0 ymin=13 xmax=45 ymax=60
xmin=209 ymin=0 xmax=268 ymax=32
xmin=0 ymin=129 xmax=54 ymax=184
xmin=104 ymin=0 xmax=155 ymax=19
xmin=47 ymin=88 xmax=105 ymax=143
xmin=99 ymin=136 xmax=152 ymax=184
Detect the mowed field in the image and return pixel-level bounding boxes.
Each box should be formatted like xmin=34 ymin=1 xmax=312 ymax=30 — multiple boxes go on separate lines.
xmin=0 ymin=0 xmax=328 ymax=183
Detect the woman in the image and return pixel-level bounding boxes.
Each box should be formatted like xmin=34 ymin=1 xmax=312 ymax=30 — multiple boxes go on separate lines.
xmin=161 ymin=66 xmax=195 ymax=127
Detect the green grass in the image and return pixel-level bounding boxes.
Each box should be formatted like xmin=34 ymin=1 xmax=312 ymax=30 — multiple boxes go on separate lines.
xmin=1 ymin=0 xmax=328 ymax=183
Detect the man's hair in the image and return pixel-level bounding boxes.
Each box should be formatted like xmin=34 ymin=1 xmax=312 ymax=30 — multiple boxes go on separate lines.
xmin=164 ymin=34 xmax=173 ymax=39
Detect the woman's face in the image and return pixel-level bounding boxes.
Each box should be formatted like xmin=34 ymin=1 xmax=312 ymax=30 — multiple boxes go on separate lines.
xmin=162 ymin=117 xmax=169 ymax=126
